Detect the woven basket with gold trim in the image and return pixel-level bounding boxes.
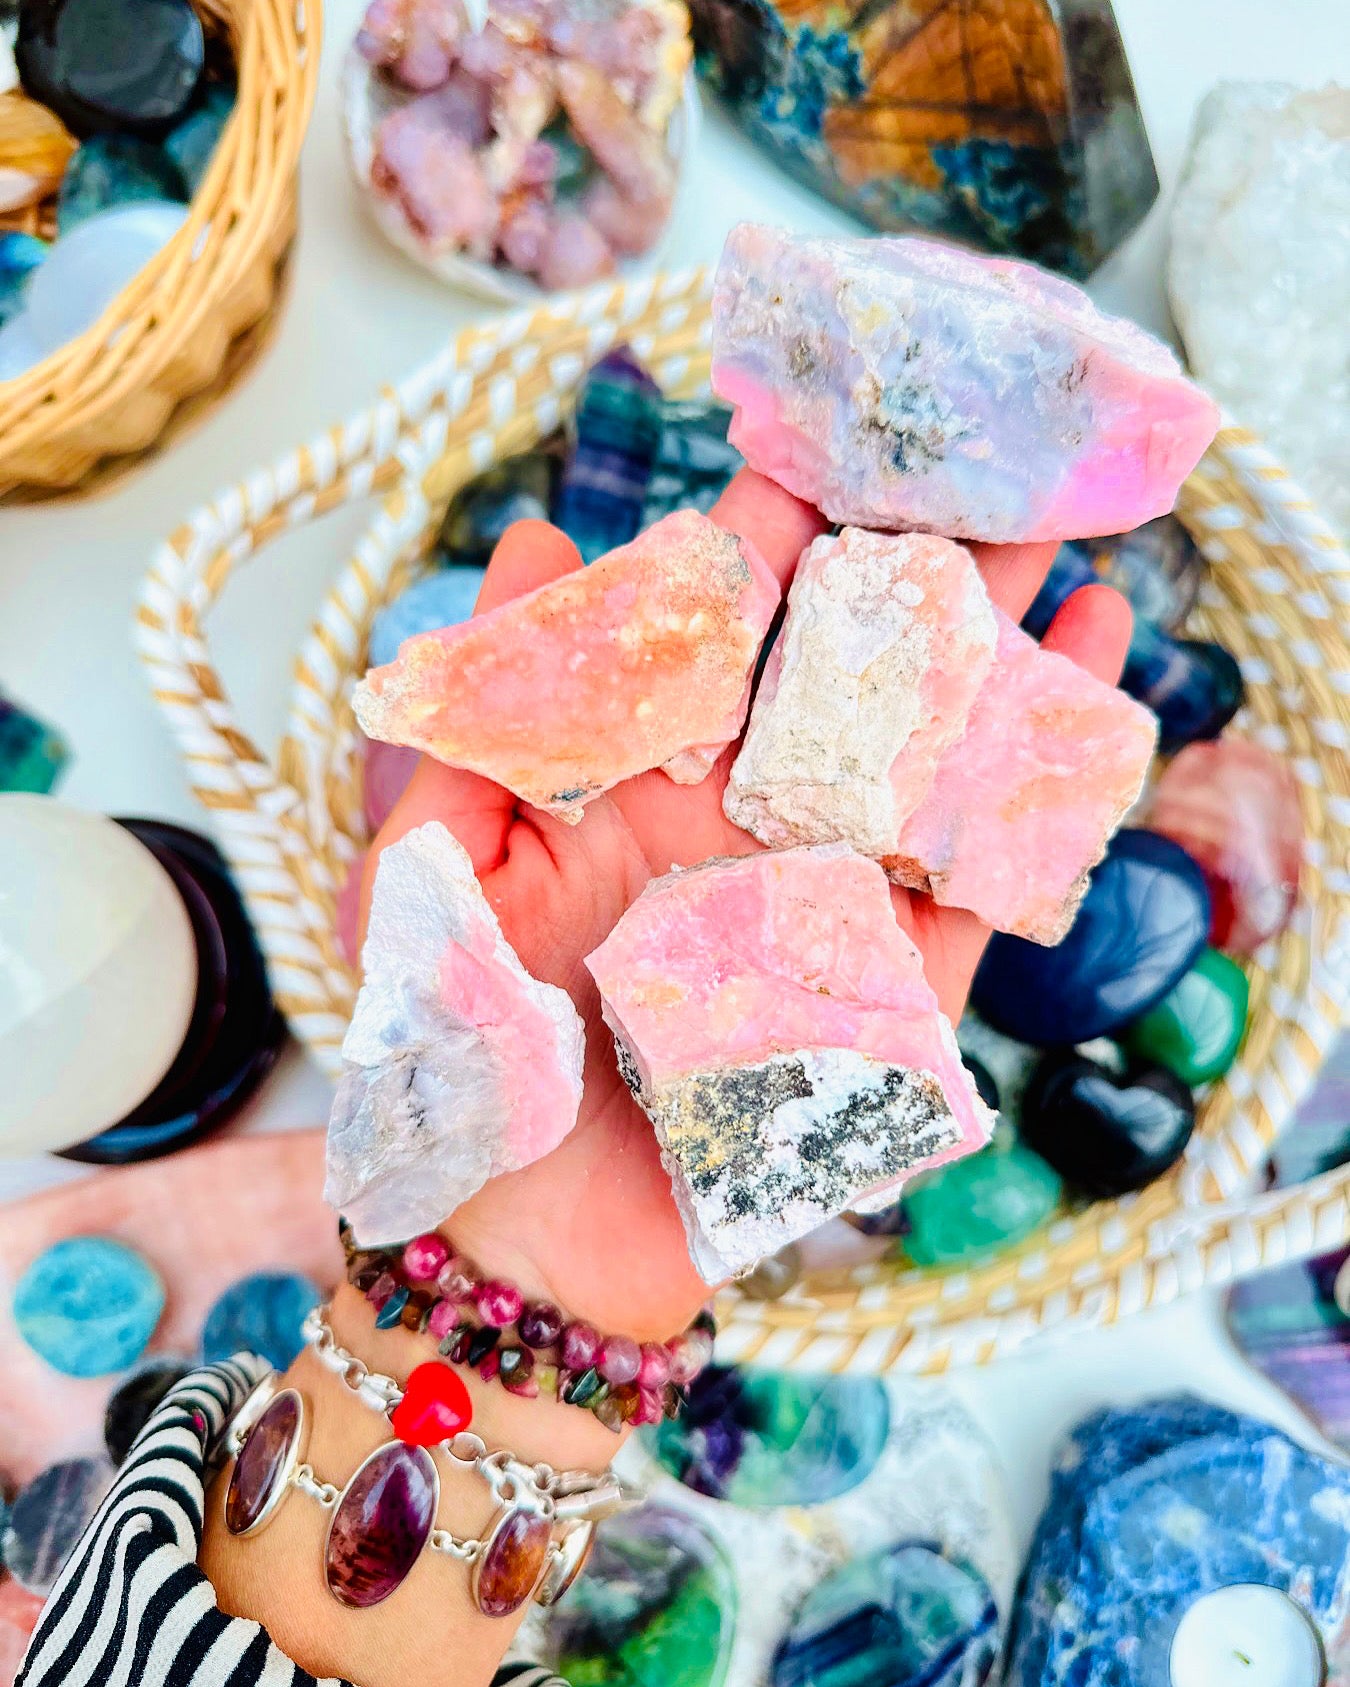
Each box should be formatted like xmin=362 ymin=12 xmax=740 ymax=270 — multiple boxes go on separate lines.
xmin=137 ymin=267 xmax=1350 ymax=1375
xmin=0 ymin=0 xmax=319 ymax=497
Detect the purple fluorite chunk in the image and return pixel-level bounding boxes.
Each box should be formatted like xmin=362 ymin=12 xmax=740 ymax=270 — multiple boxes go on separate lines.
xmin=325 ymin=1442 xmax=438 ymax=1608
xmin=225 ymin=1390 xmax=301 ymax=1536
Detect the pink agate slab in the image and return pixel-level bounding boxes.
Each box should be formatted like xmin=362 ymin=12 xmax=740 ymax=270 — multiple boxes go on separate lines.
xmin=711 ymin=223 xmax=1219 ymax=543
xmin=888 ymin=615 xmax=1158 ymax=944
xmin=0 ymin=1130 xmax=334 ymax=1486
xmin=325 ymin=823 xmax=585 ymax=1245
xmin=725 ymin=528 xmax=996 ymax=857
xmin=585 ymin=846 xmax=994 ymax=1281
xmin=354 ymin=509 xmax=780 ymax=822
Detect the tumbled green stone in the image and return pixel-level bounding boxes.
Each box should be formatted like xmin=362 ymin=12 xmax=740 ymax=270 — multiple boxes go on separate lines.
xmin=901 ymin=1131 xmax=1062 ymax=1268
xmin=1122 ymin=946 xmax=1249 ymax=1085
xmin=57 ymin=135 xmax=188 ymax=235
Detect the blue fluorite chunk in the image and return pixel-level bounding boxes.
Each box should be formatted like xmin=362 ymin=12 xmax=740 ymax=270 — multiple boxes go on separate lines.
xmin=651 ymin=1364 xmax=890 ymax=1506
xmin=773 ymin=1541 xmax=999 ymax=1687
xmin=368 ymin=568 xmax=488 ymax=669
xmin=1121 ymin=625 xmax=1245 ymax=752
xmin=554 ymin=349 xmax=663 ymax=563
xmin=436 ymin=450 xmax=557 ymax=569
xmin=1005 ymin=1396 xmax=1350 ymax=1684
xmin=13 ymin=1237 xmax=164 ymax=1378
xmin=972 ymin=830 xmax=1210 ymax=1046
xmin=0 ymin=232 xmax=48 ymax=327
xmin=641 ymin=399 xmax=743 ymax=526
xmin=2 ymin=1457 xmax=114 ymax=1595
xmin=1025 ymin=518 xmax=1206 ymax=639
xmin=200 ymin=1271 xmax=320 ymax=1371
xmin=164 ymin=83 xmax=234 ymax=193
xmin=56 ymin=134 xmax=187 ymax=234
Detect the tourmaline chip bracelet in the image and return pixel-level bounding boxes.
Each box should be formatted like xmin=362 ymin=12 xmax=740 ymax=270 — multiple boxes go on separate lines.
xmin=341 ymin=1221 xmax=714 ymax=1429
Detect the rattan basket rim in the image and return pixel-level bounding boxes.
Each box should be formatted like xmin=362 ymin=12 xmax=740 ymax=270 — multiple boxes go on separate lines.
xmin=137 ymin=265 xmax=1350 ymax=1375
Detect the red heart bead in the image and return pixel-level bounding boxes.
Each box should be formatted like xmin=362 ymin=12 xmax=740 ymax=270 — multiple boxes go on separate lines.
xmin=390 ymin=1362 xmax=473 ymax=1446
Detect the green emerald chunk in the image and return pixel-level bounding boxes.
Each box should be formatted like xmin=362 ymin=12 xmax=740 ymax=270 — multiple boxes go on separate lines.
xmin=1122 ymin=947 xmax=1249 ymax=1085
xmin=901 ymin=1133 xmax=1062 ymax=1267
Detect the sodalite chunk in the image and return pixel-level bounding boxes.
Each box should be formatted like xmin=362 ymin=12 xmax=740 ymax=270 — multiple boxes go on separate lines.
xmin=325 ymin=822 xmax=586 ymax=1245
xmin=586 ymin=846 xmax=994 ymax=1282
xmin=355 ymin=509 xmax=780 ymax=823
xmin=711 ymin=223 xmax=1219 ymax=543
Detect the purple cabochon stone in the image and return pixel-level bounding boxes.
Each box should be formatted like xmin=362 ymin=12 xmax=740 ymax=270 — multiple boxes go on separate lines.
xmin=475 ymin=1509 xmax=552 ymax=1617
xmin=225 ymin=1390 xmax=301 ymax=1535
xmin=326 ymin=1442 xmax=438 ymax=1608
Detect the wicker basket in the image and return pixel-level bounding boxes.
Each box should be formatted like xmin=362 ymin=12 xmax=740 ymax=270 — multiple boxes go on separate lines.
xmin=137 ymin=267 xmax=1350 ymax=1376
xmin=0 ymin=0 xmax=320 ymax=498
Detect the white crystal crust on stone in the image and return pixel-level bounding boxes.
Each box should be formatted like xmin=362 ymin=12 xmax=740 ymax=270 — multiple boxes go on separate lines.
xmin=324 ymin=822 xmax=585 ymax=1244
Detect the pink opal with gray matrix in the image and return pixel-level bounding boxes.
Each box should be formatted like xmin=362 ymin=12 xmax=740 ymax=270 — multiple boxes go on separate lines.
xmin=354 ymin=510 xmax=779 ymax=823
xmin=586 ymin=846 xmax=994 ymax=1281
xmin=711 ymin=223 xmax=1219 ymax=543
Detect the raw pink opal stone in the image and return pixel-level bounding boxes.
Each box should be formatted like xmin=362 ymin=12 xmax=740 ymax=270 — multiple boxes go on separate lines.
xmin=585 ymin=846 xmax=994 ymax=1281
xmin=725 ymin=528 xmax=996 ymax=856
xmin=1145 ymin=737 xmax=1302 ymax=956
xmin=711 ymin=223 xmax=1220 ymax=543
xmin=354 ymin=510 xmax=780 ymax=824
xmin=889 ymin=615 xmax=1157 ymax=944
xmin=325 ymin=822 xmax=586 ymax=1246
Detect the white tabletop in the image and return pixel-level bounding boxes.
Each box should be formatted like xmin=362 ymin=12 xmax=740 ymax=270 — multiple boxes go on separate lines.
xmin=2 ymin=0 xmax=1345 ymax=1548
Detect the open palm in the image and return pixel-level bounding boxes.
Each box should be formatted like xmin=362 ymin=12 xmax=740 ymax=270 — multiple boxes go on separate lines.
xmin=361 ymin=469 xmax=1132 ymax=1342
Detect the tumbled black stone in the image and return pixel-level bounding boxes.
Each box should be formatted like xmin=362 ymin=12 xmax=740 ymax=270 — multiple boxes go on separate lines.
xmin=1019 ymin=1052 xmax=1196 ymax=1197
xmin=17 ymin=0 xmax=206 ymax=140
xmin=104 ymin=1356 xmax=194 ymax=1465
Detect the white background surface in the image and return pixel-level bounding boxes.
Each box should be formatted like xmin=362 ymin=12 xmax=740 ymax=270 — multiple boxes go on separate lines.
xmin=2 ymin=0 xmax=1347 ymax=1549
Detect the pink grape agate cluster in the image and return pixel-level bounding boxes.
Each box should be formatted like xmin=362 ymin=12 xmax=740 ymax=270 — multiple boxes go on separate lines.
xmin=711 ymin=222 xmax=1220 ymax=543
xmin=586 ymin=846 xmax=995 ymax=1280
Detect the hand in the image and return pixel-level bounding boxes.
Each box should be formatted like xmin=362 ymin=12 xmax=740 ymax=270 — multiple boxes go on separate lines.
xmin=361 ymin=470 xmax=1133 ymax=1341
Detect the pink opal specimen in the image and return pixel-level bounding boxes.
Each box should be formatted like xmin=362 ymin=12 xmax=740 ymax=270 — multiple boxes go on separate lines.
xmin=888 ymin=615 xmax=1158 ymax=944
xmin=711 ymin=222 xmax=1220 ymax=543
xmin=725 ymin=528 xmax=996 ymax=857
xmin=354 ymin=510 xmax=779 ymax=823
xmin=1146 ymin=737 xmax=1302 ymax=957
xmin=585 ymin=846 xmax=994 ymax=1281
xmin=325 ymin=823 xmax=585 ymax=1245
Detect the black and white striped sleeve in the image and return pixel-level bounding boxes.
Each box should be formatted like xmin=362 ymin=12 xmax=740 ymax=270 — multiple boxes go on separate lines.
xmin=16 ymin=1358 xmax=571 ymax=1687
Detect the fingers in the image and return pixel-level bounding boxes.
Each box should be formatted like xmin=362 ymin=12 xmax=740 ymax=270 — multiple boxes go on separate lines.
xmin=1041 ymin=581 xmax=1133 ymax=685
xmin=473 ymin=519 xmax=584 ymax=613
xmin=711 ymin=467 xmax=830 ymax=590
xmin=969 ymin=538 xmax=1060 ymax=622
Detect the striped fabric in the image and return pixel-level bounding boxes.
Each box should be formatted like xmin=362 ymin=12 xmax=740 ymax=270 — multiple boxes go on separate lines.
xmin=16 ymin=1359 xmax=569 ymax=1687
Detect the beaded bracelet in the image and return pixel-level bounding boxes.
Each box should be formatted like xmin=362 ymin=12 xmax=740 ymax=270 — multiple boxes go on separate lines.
xmin=340 ymin=1220 xmax=715 ymax=1431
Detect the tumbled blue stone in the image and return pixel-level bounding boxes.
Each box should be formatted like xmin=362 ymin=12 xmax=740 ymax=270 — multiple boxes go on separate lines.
xmin=972 ymin=830 xmax=1211 ymax=1046
xmin=368 ymin=567 xmax=487 ymax=669
xmin=163 ymin=82 xmax=234 ymax=192
xmin=104 ymin=1355 xmax=194 ymax=1465
xmin=1018 ymin=1052 xmax=1195 ymax=1197
xmin=0 ymin=686 xmax=68 ymax=792
xmin=1122 ymin=626 xmax=1245 ymax=752
xmin=1025 ymin=517 xmax=1206 ymax=639
xmin=200 ymin=1271 xmax=320 ymax=1372
xmin=554 ymin=348 xmax=663 ymax=564
xmin=56 ymin=134 xmax=187 ymax=234
xmin=651 ymin=1364 xmax=889 ymax=1506
xmin=16 ymin=0 xmax=206 ymax=140
xmin=13 ymin=1237 xmax=164 ymax=1378
xmin=1005 ymin=1396 xmax=1350 ymax=1684
xmin=0 ymin=233 xmax=48 ymax=328
xmin=436 ymin=449 xmax=558 ymax=570
xmin=540 ymin=1503 xmax=737 ymax=1687
xmin=773 ymin=1540 xmax=998 ymax=1687
xmin=2 ymin=1457 xmax=114 ymax=1595
xmin=640 ymin=399 xmax=743 ymax=526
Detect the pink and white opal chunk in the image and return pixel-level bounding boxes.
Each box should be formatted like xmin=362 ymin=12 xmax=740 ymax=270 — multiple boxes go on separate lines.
xmin=887 ymin=615 xmax=1158 ymax=944
xmin=325 ymin=823 xmax=585 ymax=1245
xmin=711 ymin=222 xmax=1220 ymax=543
xmin=725 ymin=528 xmax=996 ymax=856
xmin=585 ymin=846 xmax=994 ymax=1281
xmin=353 ymin=510 xmax=780 ymax=823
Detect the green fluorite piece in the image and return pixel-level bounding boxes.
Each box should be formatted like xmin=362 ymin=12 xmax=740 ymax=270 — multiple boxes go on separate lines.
xmin=1122 ymin=946 xmax=1249 ymax=1085
xmin=549 ymin=1506 xmax=735 ymax=1687
xmin=57 ymin=136 xmax=188 ymax=235
xmin=901 ymin=1131 xmax=1062 ymax=1267
xmin=165 ymin=85 xmax=236 ymax=194
xmin=0 ymin=692 xmax=69 ymax=794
